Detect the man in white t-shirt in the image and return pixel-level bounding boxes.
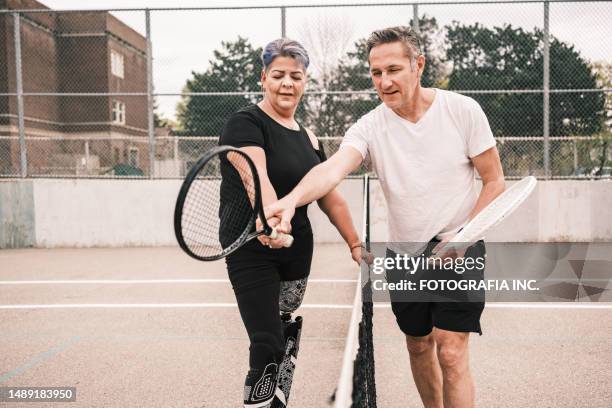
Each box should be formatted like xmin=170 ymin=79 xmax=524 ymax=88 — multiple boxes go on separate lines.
xmin=265 ymin=26 xmax=505 ymax=407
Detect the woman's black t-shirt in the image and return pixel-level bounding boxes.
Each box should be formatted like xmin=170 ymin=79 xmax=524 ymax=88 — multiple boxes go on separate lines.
xmin=219 ymin=104 xmax=326 ymax=233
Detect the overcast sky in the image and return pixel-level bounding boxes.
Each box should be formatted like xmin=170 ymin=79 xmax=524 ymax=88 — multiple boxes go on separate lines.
xmin=37 ymin=0 xmax=611 ymax=120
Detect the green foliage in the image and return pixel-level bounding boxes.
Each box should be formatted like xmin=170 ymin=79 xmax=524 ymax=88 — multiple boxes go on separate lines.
xmin=412 ymin=16 xmax=446 ymax=88
xmin=446 ymin=23 xmax=605 ymax=137
xmin=173 ymin=24 xmax=607 ymax=178
xmin=318 ymin=38 xmax=379 ymax=136
xmin=574 ymin=130 xmax=612 ymax=176
xmin=176 ymin=37 xmax=263 ymax=136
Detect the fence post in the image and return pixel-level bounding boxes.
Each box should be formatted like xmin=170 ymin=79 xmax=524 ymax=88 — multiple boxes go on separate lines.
xmin=13 ymin=12 xmax=27 ymax=178
xmin=412 ymin=4 xmax=419 ymax=33
xmin=543 ymin=1 xmax=551 ymax=178
xmin=146 ymin=9 xmax=155 ymax=179
xmin=281 ymin=6 xmax=286 ymax=38
xmin=573 ymin=139 xmax=578 ymax=174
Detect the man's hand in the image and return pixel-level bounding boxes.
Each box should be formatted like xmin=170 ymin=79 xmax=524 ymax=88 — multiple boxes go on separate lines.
xmin=350 ymin=245 xmax=361 ymax=266
xmin=428 ymin=234 xmax=468 ymax=265
xmin=256 ymin=216 xmax=286 ymax=249
xmin=351 ymin=245 xmax=375 ymax=267
xmin=264 ymin=197 xmax=297 ymax=235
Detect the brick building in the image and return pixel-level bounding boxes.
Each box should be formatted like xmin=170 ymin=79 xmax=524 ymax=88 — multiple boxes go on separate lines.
xmin=0 ymin=0 xmax=149 ymax=176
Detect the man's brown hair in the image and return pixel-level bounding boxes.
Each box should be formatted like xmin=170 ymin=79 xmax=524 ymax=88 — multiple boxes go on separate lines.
xmin=366 ymin=26 xmax=422 ymax=61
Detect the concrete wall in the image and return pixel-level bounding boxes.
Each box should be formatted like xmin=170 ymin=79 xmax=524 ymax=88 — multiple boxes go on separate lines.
xmin=0 ymin=180 xmax=35 ymax=248
xmin=32 ymin=179 xmax=178 ymax=247
xmin=0 ymin=179 xmax=610 ymax=248
xmin=365 ymin=179 xmax=612 ymax=243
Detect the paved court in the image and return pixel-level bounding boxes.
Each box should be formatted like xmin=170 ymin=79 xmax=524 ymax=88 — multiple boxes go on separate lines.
xmin=1 ymin=245 xmax=611 ymax=407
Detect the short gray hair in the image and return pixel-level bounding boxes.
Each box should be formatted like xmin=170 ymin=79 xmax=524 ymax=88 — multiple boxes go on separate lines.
xmin=366 ymin=26 xmax=422 ymax=60
xmin=261 ymin=38 xmax=310 ymax=72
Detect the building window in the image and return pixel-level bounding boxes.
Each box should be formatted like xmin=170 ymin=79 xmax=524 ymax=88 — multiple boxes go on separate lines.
xmin=112 ymin=100 xmax=125 ymax=125
xmin=128 ymin=147 xmax=139 ymax=167
xmin=111 ymin=50 xmax=124 ymax=78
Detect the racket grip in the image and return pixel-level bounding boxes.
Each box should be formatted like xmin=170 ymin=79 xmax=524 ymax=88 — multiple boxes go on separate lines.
xmin=269 ymin=228 xmax=294 ymax=247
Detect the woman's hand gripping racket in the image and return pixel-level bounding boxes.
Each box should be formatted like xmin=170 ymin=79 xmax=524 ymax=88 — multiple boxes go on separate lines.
xmin=432 ymin=176 xmax=537 ymax=257
xmin=174 ymin=146 xmax=293 ymax=261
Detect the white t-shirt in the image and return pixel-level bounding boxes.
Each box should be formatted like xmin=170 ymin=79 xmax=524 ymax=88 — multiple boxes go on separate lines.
xmin=340 ymin=89 xmax=496 ymax=243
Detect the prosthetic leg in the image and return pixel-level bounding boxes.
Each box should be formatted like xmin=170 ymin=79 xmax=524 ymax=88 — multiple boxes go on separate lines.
xmin=269 ymin=313 xmax=303 ymax=408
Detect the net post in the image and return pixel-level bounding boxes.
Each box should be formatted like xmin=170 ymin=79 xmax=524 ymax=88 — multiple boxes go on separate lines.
xmin=365 ymin=174 xmax=370 ymax=251
xmin=334 ymin=174 xmax=376 ymax=407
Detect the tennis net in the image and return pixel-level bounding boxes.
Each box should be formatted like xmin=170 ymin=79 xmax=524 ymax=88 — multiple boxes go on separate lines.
xmin=332 ymin=174 xmax=377 ymax=407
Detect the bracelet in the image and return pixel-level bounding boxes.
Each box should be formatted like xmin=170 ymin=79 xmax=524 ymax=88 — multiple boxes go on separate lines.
xmin=349 ymin=243 xmax=362 ymax=250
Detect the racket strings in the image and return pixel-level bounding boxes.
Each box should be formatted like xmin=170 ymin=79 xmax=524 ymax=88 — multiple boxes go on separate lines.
xmin=180 ymin=151 xmax=257 ymax=258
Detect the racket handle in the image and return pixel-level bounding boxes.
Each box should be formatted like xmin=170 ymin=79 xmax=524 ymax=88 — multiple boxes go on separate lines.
xmin=269 ymin=228 xmax=294 ymax=248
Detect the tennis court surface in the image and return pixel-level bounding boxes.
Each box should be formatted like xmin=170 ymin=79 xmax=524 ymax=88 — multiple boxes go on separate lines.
xmin=1 ymin=245 xmax=611 ymax=407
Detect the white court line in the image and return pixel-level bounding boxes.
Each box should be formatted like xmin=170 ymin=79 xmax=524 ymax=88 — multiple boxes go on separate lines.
xmin=484 ymin=303 xmax=612 ymax=309
xmin=0 ymin=278 xmax=357 ymax=285
xmin=0 ymin=303 xmax=354 ymax=310
xmin=0 ymin=303 xmax=610 ymax=310
xmin=374 ymin=303 xmax=612 ymax=310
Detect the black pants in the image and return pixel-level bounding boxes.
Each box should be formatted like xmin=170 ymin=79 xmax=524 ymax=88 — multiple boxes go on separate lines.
xmin=225 ymin=228 xmax=313 ymax=369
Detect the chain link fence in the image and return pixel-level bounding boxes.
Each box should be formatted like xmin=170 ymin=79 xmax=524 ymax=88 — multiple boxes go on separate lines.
xmin=1 ymin=1 xmax=610 ymax=179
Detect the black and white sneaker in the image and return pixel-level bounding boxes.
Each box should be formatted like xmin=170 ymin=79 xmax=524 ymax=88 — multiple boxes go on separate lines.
xmin=244 ymin=363 xmax=278 ymax=408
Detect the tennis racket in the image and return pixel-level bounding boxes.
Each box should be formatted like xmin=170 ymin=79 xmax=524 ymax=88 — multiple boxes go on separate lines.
xmin=174 ymin=145 xmax=293 ymax=261
xmin=433 ymin=176 xmax=537 ymax=255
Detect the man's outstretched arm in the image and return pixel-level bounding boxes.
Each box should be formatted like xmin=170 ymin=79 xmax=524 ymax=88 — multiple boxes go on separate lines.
xmin=265 ymin=146 xmax=363 ymax=232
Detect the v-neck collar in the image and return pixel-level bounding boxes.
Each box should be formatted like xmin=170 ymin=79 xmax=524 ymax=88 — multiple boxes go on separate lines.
xmin=386 ymin=88 xmax=439 ymax=127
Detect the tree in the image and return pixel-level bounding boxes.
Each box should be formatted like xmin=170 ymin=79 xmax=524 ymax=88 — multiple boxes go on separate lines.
xmin=299 ymin=15 xmax=354 ymax=89
xmin=297 ymin=16 xmax=354 ymax=137
xmin=591 ymin=61 xmax=612 ymax=131
xmin=446 ymin=23 xmax=605 ymax=176
xmin=575 ymin=61 xmax=612 ymax=176
xmin=153 ymin=98 xmax=174 ymax=128
xmin=320 ymin=15 xmax=446 ymax=137
xmin=177 ymin=37 xmax=262 ymax=136
xmin=411 ymin=15 xmax=447 ymax=88
xmin=324 ymin=38 xmax=378 ymax=136
xmin=445 ymin=23 xmax=604 ymax=137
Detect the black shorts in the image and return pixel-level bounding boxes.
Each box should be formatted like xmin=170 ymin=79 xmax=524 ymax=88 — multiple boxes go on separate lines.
xmin=385 ymin=240 xmax=486 ymax=337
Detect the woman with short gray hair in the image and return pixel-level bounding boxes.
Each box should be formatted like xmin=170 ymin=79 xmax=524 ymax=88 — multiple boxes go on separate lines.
xmin=219 ymin=38 xmax=360 ymax=407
